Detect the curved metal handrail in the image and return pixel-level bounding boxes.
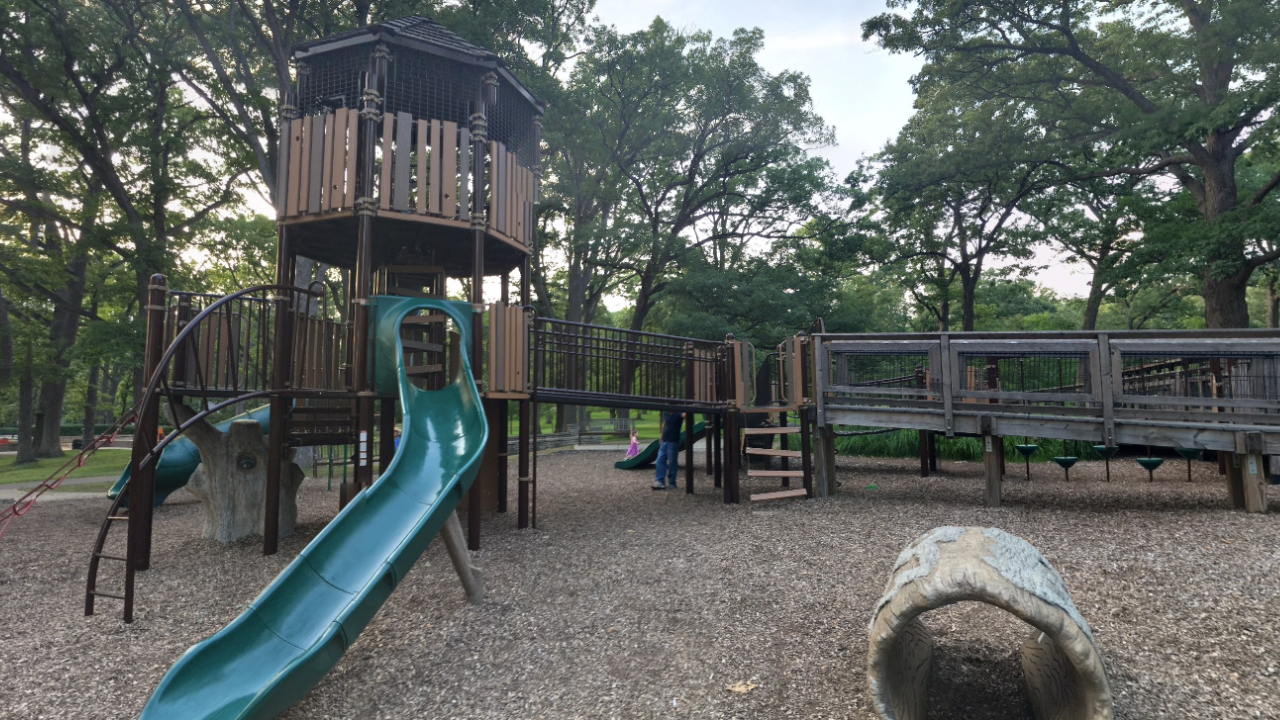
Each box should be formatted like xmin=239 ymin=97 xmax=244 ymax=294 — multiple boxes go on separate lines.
xmin=136 ymin=284 xmax=321 ymax=418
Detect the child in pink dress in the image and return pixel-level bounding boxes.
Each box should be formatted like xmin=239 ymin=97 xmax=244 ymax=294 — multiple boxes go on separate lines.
xmin=625 ymin=430 xmax=641 ymax=459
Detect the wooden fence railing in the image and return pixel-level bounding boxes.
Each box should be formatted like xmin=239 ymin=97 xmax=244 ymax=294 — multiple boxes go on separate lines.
xmin=814 ymin=330 xmax=1280 ymax=454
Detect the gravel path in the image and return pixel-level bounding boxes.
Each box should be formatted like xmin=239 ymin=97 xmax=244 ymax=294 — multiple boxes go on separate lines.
xmin=1 ymin=452 xmax=1277 ymax=719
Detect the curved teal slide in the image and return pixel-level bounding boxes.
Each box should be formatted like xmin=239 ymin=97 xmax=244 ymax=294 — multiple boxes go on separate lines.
xmin=137 ymin=296 xmax=487 ymax=720
xmin=614 ymin=420 xmax=706 ymax=470
xmin=108 ymin=406 xmax=271 ymax=506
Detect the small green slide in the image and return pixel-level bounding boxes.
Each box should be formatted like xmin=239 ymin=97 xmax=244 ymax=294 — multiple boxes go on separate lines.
xmin=137 ymin=296 xmax=487 ymax=720
xmin=107 ymin=405 xmax=271 ymax=507
xmin=614 ymin=420 xmax=706 ymax=470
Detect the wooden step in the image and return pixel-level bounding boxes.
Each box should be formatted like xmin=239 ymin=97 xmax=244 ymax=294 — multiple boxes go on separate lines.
xmin=745 ymin=448 xmax=801 ymax=458
xmin=743 ymin=426 xmax=800 ymax=435
xmin=405 ymin=364 xmax=444 ymax=376
xmin=739 ymin=405 xmax=799 ymax=414
xmin=750 ymin=488 xmax=808 ymax=502
xmin=748 ymin=470 xmax=805 ymax=478
xmin=401 ymin=340 xmax=444 ymax=352
xmin=401 ymin=314 xmax=446 ymax=325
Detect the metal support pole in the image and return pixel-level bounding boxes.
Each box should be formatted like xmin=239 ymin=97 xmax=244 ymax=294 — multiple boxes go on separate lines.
xmin=265 ymin=221 xmax=297 ymax=556
xmin=466 ymin=73 xmax=496 ymax=552
xmin=497 ymin=398 xmax=509 ymax=513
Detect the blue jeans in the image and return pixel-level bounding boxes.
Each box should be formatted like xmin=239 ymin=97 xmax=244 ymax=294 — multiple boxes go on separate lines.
xmin=655 ymin=441 xmax=680 ymax=486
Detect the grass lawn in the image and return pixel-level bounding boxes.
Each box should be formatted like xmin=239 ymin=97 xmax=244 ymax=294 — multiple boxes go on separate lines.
xmin=524 ymin=407 xmax=684 ymax=442
xmin=0 ymin=449 xmax=129 ymax=486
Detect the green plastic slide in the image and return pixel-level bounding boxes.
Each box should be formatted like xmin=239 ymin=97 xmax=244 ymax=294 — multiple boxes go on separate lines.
xmin=107 ymin=405 xmax=272 ymax=507
xmin=137 ymin=296 xmax=487 ymax=720
xmin=614 ymin=420 xmax=706 ymax=470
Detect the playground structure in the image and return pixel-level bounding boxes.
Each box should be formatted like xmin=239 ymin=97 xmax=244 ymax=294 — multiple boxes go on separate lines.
xmin=0 ymin=14 xmax=1274 ymax=720
xmin=806 ymin=330 xmax=1280 ymax=511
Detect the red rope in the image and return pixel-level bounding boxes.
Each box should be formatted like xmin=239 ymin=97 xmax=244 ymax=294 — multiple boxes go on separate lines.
xmin=0 ymin=417 xmax=133 ymax=540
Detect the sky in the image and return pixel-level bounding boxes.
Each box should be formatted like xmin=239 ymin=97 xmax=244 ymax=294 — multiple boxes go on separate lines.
xmin=590 ymin=0 xmax=1093 ymax=299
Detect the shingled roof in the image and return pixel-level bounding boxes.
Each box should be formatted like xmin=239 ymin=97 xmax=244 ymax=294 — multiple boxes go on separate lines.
xmin=294 ymin=15 xmax=496 ymax=64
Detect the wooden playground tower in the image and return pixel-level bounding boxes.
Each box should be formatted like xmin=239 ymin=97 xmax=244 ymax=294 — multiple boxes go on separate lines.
xmin=81 ymin=17 xmax=804 ymax=623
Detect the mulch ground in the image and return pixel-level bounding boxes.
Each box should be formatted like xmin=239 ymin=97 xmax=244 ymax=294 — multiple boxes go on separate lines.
xmin=1 ymin=452 xmax=1277 ymax=719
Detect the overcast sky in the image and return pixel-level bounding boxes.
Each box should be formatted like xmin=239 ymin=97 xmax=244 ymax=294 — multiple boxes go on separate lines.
xmin=591 ymin=0 xmax=1092 ymax=298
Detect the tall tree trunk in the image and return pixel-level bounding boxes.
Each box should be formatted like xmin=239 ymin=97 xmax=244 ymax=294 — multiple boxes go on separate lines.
xmin=15 ymin=342 xmax=36 ymax=465
xmin=0 ymin=285 xmax=12 ymax=388
xmin=960 ymin=273 xmax=978 ymax=332
xmin=82 ymin=360 xmax=100 ymax=447
xmin=1197 ymin=158 xmax=1251 ymax=328
xmin=1081 ymin=279 xmax=1106 ymax=331
xmin=34 ymin=254 xmax=88 ymax=458
xmin=1267 ymin=273 xmax=1278 ymax=329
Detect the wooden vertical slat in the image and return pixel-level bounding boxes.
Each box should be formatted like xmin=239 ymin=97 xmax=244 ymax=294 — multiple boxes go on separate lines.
xmin=487 ymin=304 xmax=498 ymax=392
xmin=298 ymin=117 xmax=312 ymax=215
xmin=429 ymin=120 xmax=442 ymax=214
xmin=322 ymin=112 xmax=336 ymax=211
xmin=392 ymin=112 xmax=412 ymax=211
xmin=441 ymin=120 xmax=458 ymax=217
xmin=343 ymin=108 xmax=357 ymax=209
xmin=308 ymin=114 xmax=324 ymax=214
xmin=458 ymin=128 xmax=471 ymax=220
xmin=380 ymin=114 xmax=394 ymax=210
xmin=416 ymin=119 xmax=429 ymax=214
xmin=510 ymin=154 xmax=519 ymax=238
xmin=286 ymin=118 xmax=303 ymax=217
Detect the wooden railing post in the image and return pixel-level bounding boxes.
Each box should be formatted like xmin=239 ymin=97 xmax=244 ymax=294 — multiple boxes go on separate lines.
xmin=128 ymin=274 xmax=168 ymax=584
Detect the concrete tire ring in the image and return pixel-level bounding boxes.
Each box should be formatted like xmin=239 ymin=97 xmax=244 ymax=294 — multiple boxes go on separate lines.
xmin=867 ymin=526 xmax=1112 ymax=720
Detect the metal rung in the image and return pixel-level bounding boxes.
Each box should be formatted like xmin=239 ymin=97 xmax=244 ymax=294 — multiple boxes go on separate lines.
xmin=746 ymin=448 xmax=802 ymax=457
xmin=748 ymin=470 xmax=805 ymax=477
xmin=405 ymin=364 xmax=444 ymax=376
xmin=743 ymin=427 xmax=800 ymax=435
xmin=94 ymin=553 xmax=128 ymax=562
xmin=402 ymin=314 xmax=446 ymax=325
xmin=750 ymin=488 xmax=808 ymax=501
xmin=402 ymin=340 xmax=444 ymax=352
xmin=107 ymin=516 xmax=129 ymax=522
xmin=90 ymin=591 xmax=126 ymax=600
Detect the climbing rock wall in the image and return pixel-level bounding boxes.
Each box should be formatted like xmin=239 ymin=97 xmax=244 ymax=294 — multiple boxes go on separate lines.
xmin=867 ymin=526 xmax=1112 ymax=720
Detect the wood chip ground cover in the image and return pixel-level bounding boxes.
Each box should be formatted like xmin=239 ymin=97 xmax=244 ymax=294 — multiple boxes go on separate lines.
xmin=0 ymin=453 xmax=1276 ymax=719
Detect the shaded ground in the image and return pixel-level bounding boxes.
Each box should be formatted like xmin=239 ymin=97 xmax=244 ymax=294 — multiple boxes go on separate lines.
xmin=0 ymin=452 xmax=1277 ymax=719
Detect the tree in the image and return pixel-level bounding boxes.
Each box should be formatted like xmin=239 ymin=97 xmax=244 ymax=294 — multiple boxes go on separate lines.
xmin=874 ymin=92 xmax=1049 ymax=331
xmin=1026 ymin=178 xmax=1147 ymax=330
xmin=864 ymin=0 xmax=1280 ymax=328
xmin=571 ymin=20 xmax=833 ymax=332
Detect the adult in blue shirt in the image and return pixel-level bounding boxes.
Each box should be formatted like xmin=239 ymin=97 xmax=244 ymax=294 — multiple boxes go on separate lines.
xmin=653 ymin=411 xmax=685 ymax=490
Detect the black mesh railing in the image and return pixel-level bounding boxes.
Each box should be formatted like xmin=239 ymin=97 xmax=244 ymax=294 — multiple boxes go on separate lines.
xmin=532 ymin=318 xmax=725 ymax=410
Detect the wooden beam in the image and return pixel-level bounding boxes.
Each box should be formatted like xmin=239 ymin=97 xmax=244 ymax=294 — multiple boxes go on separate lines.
xmin=750 ymin=488 xmax=808 ymax=502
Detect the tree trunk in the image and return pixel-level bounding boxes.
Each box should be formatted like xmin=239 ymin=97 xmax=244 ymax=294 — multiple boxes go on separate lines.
xmin=15 ymin=342 xmax=36 ymax=465
xmin=1201 ymin=270 xmax=1251 ymax=329
xmin=1267 ymin=274 xmax=1278 ymax=329
xmin=34 ymin=255 xmax=88 ymax=458
xmin=0 ymin=285 xmax=12 ymax=388
xmin=82 ymin=361 xmax=101 ymax=448
xmin=1081 ymin=280 xmax=1106 ymax=331
xmin=960 ymin=275 xmax=978 ymax=331
xmin=173 ymin=404 xmax=304 ymax=543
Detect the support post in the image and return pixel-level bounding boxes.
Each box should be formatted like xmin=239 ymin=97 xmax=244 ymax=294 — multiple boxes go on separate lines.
xmin=685 ymin=343 xmax=695 ymax=494
xmin=1225 ymin=452 xmax=1246 ymax=509
xmin=265 ymin=220 xmax=297 ymax=556
xmin=127 ymin=274 xmax=168 ymax=576
xmin=916 ymin=365 xmax=929 ymax=477
xmin=378 ymin=397 xmax=396 ymax=473
xmin=497 ymin=398 xmax=508 ymax=513
xmin=928 ymin=432 xmax=937 ymax=472
xmin=813 ymin=422 xmax=835 ymax=498
xmin=725 ymin=410 xmax=741 ymax=504
xmin=984 ymin=434 xmax=1002 ymax=508
xmin=1236 ymin=432 xmax=1268 ymax=513
xmin=518 ymin=399 xmax=530 ymax=529
xmin=713 ymin=413 xmax=723 ymax=488
xmin=466 ymin=72 xmax=497 ymax=552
